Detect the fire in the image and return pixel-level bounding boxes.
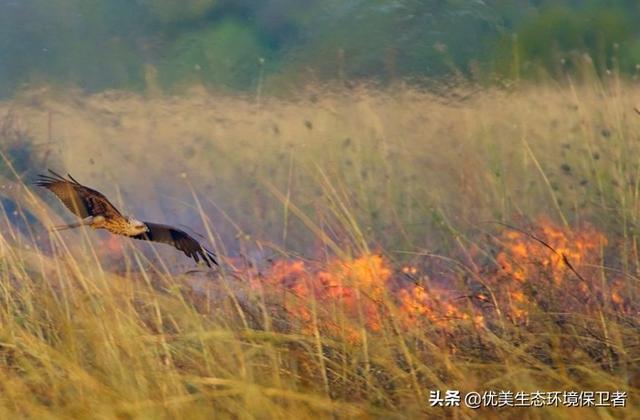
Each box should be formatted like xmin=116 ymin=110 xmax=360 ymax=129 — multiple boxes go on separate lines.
xmin=95 ymin=234 xmax=125 ymax=263
xmin=495 ymin=220 xmax=606 ymax=285
xmin=241 ymin=218 xmax=630 ymax=340
xmin=490 ymin=218 xmax=608 ymax=322
xmin=609 ymin=277 xmax=632 ymax=314
xmin=398 ymin=285 xmax=483 ymax=328
xmin=324 ymin=254 xmax=391 ymax=301
xmin=402 ymin=265 xmax=418 ymax=275
xmin=105 ymin=235 xmax=124 ymax=253
xmin=247 ymin=254 xmax=392 ymax=338
xmin=250 ymin=253 xmax=478 ymax=340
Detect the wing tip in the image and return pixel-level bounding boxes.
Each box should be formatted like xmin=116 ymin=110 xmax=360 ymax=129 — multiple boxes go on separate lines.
xmin=198 ymin=246 xmax=218 ymax=268
xmin=206 ymin=249 xmax=219 ymax=267
xmin=34 ymin=174 xmax=55 ymax=187
xmin=34 ymin=170 xmax=68 ymax=186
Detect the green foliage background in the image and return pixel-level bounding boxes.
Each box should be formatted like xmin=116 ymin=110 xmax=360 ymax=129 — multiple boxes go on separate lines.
xmin=1 ymin=0 xmax=640 ymax=96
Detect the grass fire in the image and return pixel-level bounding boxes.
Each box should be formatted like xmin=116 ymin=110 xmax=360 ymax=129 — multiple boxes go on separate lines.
xmin=0 ymin=82 xmax=638 ymax=417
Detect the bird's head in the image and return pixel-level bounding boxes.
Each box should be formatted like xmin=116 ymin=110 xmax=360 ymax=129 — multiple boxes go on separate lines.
xmin=126 ymin=217 xmax=149 ymax=236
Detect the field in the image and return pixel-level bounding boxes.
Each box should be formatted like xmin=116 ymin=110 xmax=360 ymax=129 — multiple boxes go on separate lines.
xmin=0 ymin=79 xmax=639 ymax=418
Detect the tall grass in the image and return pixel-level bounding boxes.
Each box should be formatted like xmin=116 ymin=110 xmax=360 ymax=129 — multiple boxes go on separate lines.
xmin=0 ymin=80 xmax=638 ymax=418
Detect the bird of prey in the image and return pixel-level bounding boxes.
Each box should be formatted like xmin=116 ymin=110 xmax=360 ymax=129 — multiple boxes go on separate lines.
xmin=35 ymin=170 xmax=217 ymax=267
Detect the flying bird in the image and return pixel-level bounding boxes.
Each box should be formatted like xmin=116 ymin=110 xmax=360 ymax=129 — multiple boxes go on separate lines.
xmin=35 ymin=170 xmax=217 ymax=267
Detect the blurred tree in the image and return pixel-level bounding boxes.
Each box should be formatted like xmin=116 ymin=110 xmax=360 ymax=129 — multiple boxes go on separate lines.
xmin=492 ymin=1 xmax=640 ymax=80
xmin=1 ymin=0 xmax=640 ymax=96
xmin=0 ymin=0 xmax=148 ymax=95
xmin=157 ymin=19 xmax=269 ymax=90
xmin=267 ymin=0 xmax=514 ymax=86
xmin=140 ymin=0 xmax=218 ymax=24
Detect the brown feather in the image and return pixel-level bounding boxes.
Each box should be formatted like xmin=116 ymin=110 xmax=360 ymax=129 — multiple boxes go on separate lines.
xmin=35 ymin=170 xmax=123 ymax=219
xmin=132 ymin=222 xmax=218 ymax=267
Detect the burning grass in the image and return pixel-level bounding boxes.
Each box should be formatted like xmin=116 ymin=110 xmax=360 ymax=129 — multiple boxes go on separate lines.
xmin=0 ymin=215 xmax=637 ymax=418
xmin=0 ymin=82 xmax=639 ymax=417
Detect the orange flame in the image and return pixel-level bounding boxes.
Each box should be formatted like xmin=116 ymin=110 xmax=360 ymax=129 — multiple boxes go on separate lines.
xmin=398 ymin=285 xmax=483 ymax=328
xmin=241 ymin=218 xmax=629 ymax=340
xmin=491 ymin=218 xmax=607 ymax=322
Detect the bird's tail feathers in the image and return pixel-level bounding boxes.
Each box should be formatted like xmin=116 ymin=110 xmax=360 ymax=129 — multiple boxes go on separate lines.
xmin=50 ymin=216 xmax=93 ymax=232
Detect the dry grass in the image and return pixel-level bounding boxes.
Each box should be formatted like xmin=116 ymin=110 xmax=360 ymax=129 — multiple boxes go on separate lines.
xmin=0 ymin=79 xmax=638 ymax=418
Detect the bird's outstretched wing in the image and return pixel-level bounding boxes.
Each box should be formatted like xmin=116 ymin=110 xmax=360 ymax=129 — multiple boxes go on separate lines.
xmin=132 ymin=222 xmax=218 ymax=267
xmin=35 ymin=170 xmax=123 ymax=219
